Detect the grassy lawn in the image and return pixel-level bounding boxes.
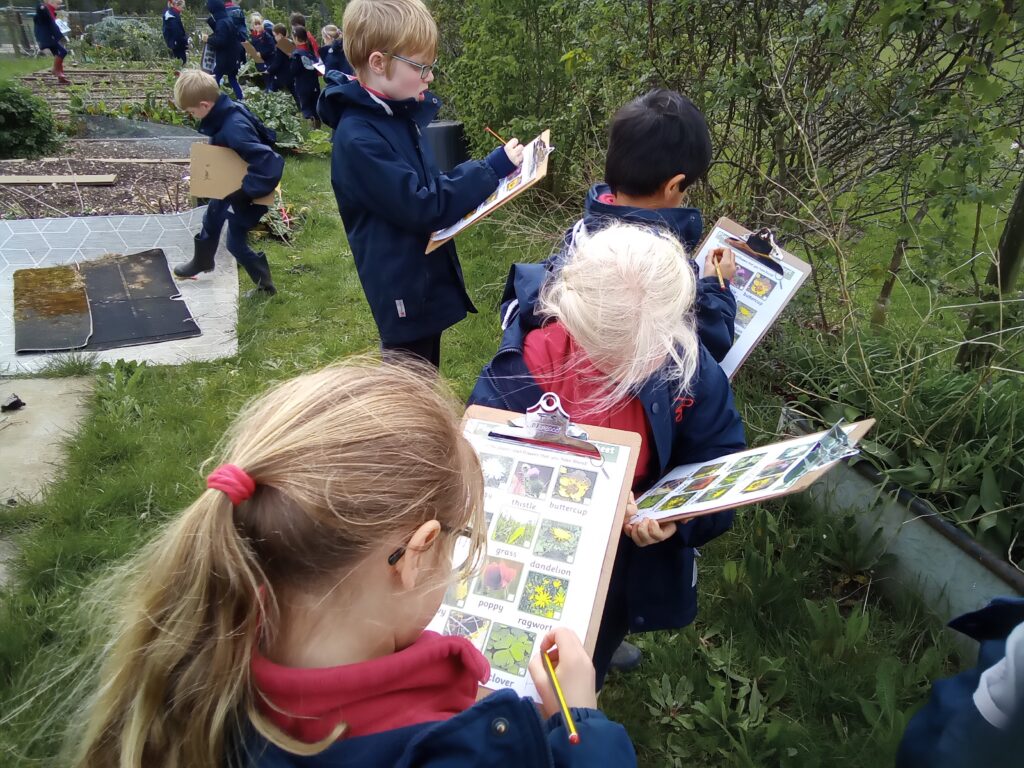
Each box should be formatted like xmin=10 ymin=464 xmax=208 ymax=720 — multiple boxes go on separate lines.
xmin=0 ymin=154 xmax=955 ymax=766
xmin=0 ymin=55 xmax=48 ymax=83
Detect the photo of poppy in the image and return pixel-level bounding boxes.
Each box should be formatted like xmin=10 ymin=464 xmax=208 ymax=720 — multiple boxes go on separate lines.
xmin=443 ymin=577 xmax=470 ymax=608
xmin=444 ymin=611 xmax=491 ymax=650
xmin=758 ymin=459 xmax=796 ymax=477
xmin=473 ymin=557 xmax=524 ymax=601
xmin=479 ymin=453 xmax=513 ymax=488
xmin=697 ymin=486 xmax=733 ymax=503
xmin=736 ymin=302 xmax=757 ymax=329
xmin=658 ymin=492 xmax=697 ymax=510
xmin=684 ymin=475 xmax=718 ymax=492
xmin=551 ymin=466 xmax=598 ymax=504
xmin=658 ymin=477 xmax=691 ymax=491
xmin=491 ymin=508 xmax=539 ymax=549
xmin=637 ymin=490 xmax=670 ymax=510
xmin=731 ymin=264 xmax=754 ymax=289
xmin=509 ymin=461 xmax=554 ymax=499
xmin=778 ymin=445 xmax=812 ymax=461
xmin=742 ymin=474 xmax=782 ymax=493
xmin=533 ymin=520 xmax=582 ymax=563
xmin=748 ymin=275 xmax=777 ymax=300
xmin=519 ymin=571 xmax=569 ymax=619
xmin=718 ymin=470 xmax=748 ymax=486
xmin=730 ymin=453 xmax=767 ymax=471
xmin=483 ymin=623 xmax=535 ymax=677
xmin=692 ymin=462 xmax=726 ymax=479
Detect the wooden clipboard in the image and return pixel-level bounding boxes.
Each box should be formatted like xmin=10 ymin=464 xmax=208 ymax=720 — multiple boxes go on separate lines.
xmin=425 ymin=129 xmax=552 ymax=254
xmin=275 ymin=36 xmax=295 ymax=55
xmin=633 ymin=419 xmax=875 ymax=525
xmin=242 ymin=40 xmax=263 ymax=63
xmin=189 ymin=143 xmax=275 ymax=206
xmin=454 ymin=404 xmax=641 ymax=698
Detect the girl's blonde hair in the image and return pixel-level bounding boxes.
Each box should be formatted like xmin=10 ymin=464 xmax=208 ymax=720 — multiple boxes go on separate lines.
xmin=322 ymin=23 xmax=340 ymax=42
xmin=249 ymin=12 xmax=263 ymax=27
xmin=538 ymin=223 xmax=701 ymax=413
xmin=342 ymin=0 xmax=437 ymax=77
xmin=71 ymin=360 xmax=486 ymax=768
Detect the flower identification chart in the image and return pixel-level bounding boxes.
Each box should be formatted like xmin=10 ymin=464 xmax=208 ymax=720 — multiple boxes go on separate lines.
xmin=427 ymin=405 xmax=640 ymax=702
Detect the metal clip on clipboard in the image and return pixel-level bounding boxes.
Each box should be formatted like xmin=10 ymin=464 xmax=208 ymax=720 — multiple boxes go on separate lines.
xmin=487 ymin=392 xmax=603 ymax=462
xmin=780 ymin=420 xmax=860 ymax=488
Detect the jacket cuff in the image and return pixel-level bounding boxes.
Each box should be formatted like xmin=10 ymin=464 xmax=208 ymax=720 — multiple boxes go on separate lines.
xmin=485 ymin=146 xmax=516 ymax=180
xmin=699 ymin=275 xmax=729 ymax=289
xmin=545 ymin=707 xmax=609 ymax=732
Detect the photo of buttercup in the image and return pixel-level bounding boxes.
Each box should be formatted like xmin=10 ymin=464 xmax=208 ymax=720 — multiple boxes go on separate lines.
xmin=551 ymin=466 xmax=598 ymax=504
xmin=748 ymin=274 xmax=778 ymax=300
xmin=741 ymin=474 xmax=782 ymax=493
xmin=533 ymin=519 xmax=582 ymax=563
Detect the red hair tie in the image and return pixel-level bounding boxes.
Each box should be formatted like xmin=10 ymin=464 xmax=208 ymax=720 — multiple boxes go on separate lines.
xmin=206 ymin=464 xmax=256 ymax=505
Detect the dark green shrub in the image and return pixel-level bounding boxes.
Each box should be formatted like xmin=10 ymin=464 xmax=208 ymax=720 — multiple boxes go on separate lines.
xmin=239 ymin=87 xmax=305 ymax=149
xmin=82 ymin=17 xmax=165 ymax=61
xmin=0 ymin=82 xmax=61 ymax=159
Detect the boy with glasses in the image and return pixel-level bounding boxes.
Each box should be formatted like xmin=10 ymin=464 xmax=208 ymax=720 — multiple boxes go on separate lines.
xmin=319 ymin=0 xmax=524 ymax=369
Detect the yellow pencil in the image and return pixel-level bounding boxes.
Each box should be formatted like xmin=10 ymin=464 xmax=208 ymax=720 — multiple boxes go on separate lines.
xmin=713 ymin=252 xmax=726 ymax=289
xmin=543 ymin=649 xmax=580 ymax=745
xmin=485 ymin=125 xmax=508 ymax=146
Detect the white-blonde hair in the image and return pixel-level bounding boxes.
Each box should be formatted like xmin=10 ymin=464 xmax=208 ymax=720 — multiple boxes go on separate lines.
xmin=249 ymin=12 xmax=263 ymax=26
xmin=537 ymin=223 xmax=700 ymax=414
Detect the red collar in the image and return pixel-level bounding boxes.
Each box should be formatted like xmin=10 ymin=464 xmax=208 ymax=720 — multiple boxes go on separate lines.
xmin=360 ymin=82 xmax=390 ymax=100
xmin=252 ymin=631 xmax=489 ymax=743
xmin=45 ymin=3 xmax=57 ymax=19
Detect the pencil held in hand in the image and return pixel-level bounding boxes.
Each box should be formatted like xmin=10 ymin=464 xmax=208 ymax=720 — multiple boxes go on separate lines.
xmin=543 ymin=649 xmax=580 ymax=745
xmin=485 ymin=125 xmax=508 ymax=145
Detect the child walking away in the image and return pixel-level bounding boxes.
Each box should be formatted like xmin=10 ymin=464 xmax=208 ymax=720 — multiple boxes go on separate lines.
xmin=33 ymin=0 xmax=69 ymax=85
xmin=537 ymin=89 xmax=737 ymax=363
xmin=68 ymin=360 xmax=637 ymax=768
xmin=265 ymin=23 xmax=294 ymax=95
xmin=172 ymin=70 xmax=282 ymax=296
xmin=162 ymin=0 xmax=187 ymax=65
xmin=470 ymin=223 xmax=746 ymax=688
xmin=321 ymin=24 xmax=352 ymax=76
xmin=224 ymin=0 xmax=247 ymax=65
xmin=290 ymin=27 xmax=321 ymax=126
xmin=205 ymin=0 xmax=243 ymax=100
xmin=289 ymin=11 xmax=320 ymax=60
xmin=319 ymin=0 xmax=525 ymax=369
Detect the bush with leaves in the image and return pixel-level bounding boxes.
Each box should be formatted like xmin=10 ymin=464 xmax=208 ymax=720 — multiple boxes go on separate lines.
xmin=0 ymin=82 xmax=61 ymax=159
xmin=239 ymin=87 xmax=305 ymax=149
xmin=81 ymin=17 xmax=166 ymax=61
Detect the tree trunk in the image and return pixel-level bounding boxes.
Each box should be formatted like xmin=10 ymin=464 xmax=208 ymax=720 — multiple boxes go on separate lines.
xmin=956 ymin=172 xmax=1024 ymax=369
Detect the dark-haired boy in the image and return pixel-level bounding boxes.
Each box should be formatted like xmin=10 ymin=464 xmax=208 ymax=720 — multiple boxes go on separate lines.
xmin=545 ymin=89 xmax=737 ymax=362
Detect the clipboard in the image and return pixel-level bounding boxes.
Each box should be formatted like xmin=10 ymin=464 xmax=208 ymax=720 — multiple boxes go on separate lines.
xmin=425 ymin=129 xmax=553 ymax=254
xmin=275 ymin=36 xmax=295 ymax=55
xmin=695 ymin=217 xmax=812 ymax=379
xmin=189 ymin=143 xmax=275 ymax=206
xmin=242 ymin=40 xmax=263 ymax=63
xmin=631 ymin=419 xmax=875 ymax=525
xmin=427 ymin=395 xmax=640 ymax=701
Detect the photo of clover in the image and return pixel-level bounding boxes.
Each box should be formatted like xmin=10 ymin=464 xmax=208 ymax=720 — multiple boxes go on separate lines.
xmin=484 ymin=623 xmax=536 ymax=676
xmin=518 ymin=571 xmax=569 ymax=619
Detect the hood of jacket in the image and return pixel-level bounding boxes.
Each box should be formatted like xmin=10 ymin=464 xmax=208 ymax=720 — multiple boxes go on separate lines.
xmin=317 ymin=76 xmax=441 ymax=131
xmin=206 ymin=0 xmax=226 ymax=20
xmin=579 ymin=182 xmax=703 ymax=253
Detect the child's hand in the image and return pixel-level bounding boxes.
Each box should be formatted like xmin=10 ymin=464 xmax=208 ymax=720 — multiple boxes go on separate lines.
xmin=528 ymin=628 xmax=597 ymax=719
xmin=623 ymin=494 xmax=678 ymax=546
xmin=504 ymin=138 xmax=525 ymax=167
xmin=705 ymin=246 xmax=737 ymax=283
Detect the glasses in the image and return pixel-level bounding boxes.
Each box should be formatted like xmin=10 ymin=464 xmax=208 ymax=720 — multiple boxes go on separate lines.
xmin=387 ymin=523 xmax=472 ymax=566
xmin=386 ymin=52 xmax=438 ymax=81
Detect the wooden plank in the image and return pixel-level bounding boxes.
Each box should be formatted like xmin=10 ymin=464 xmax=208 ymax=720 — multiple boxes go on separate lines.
xmin=0 ymin=174 xmax=117 ymax=186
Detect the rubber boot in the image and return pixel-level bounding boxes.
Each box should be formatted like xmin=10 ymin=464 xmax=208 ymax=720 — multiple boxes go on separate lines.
xmin=55 ymin=57 xmax=70 ymax=85
xmin=174 ymin=235 xmax=218 ymax=278
xmin=240 ymin=252 xmax=277 ymax=297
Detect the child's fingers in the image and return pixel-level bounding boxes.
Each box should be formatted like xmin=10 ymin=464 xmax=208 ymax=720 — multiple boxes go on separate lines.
xmin=527 ymin=651 xmax=559 ymax=720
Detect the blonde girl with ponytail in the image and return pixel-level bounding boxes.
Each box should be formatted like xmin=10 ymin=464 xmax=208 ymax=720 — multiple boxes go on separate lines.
xmin=70 ymin=360 xmax=636 ymax=767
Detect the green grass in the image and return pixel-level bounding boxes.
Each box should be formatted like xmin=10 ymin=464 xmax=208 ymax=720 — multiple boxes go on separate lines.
xmin=0 ymin=154 xmax=958 ymax=766
xmin=0 ymin=55 xmax=47 ymax=83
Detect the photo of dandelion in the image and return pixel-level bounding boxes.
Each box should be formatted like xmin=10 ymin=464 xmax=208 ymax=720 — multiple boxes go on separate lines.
xmin=637 ymin=491 xmax=670 ymax=509
xmin=691 ymin=462 xmax=726 ymax=479
xmin=519 ymin=571 xmax=569 ymax=619
xmin=730 ymin=453 xmax=767 ymax=471
xmin=742 ymin=474 xmax=782 ymax=493
xmin=533 ymin=519 xmax=582 ymax=563
xmin=509 ymin=461 xmax=554 ymax=499
xmin=659 ymin=492 xmax=697 ymax=510
xmin=479 ymin=453 xmax=513 ymax=488
xmin=551 ymin=466 xmax=598 ymax=504
xmin=483 ymin=623 xmax=536 ymax=676
xmin=697 ymin=486 xmax=732 ymax=503
xmin=443 ymin=576 xmax=470 ymax=608
xmin=491 ymin=508 xmax=539 ymax=549
xmin=444 ymin=611 xmax=491 ymax=649
xmin=473 ymin=556 xmax=524 ymax=601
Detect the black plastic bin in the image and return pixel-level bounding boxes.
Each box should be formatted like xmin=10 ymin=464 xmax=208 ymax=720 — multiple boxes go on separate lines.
xmin=423 ymin=120 xmax=470 ymax=173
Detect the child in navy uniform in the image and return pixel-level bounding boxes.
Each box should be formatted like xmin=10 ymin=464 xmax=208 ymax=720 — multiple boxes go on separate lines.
xmin=68 ymin=361 xmax=637 ymax=768
xmin=538 ymin=89 xmax=738 ymax=363
xmin=249 ymin=14 xmax=276 ymax=89
xmin=172 ymin=70 xmax=283 ymax=296
xmin=205 ymin=0 xmax=242 ymax=99
xmin=162 ymin=0 xmax=187 ymax=65
xmin=470 ymin=223 xmax=746 ymax=688
xmin=290 ymin=27 xmax=321 ymax=125
xmin=265 ymin=24 xmax=293 ymax=95
xmin=319 ymin=0 xmax=525 ymax=369
xmin=321 ymin=24 xmax=352 ymax=76
xmin=33 ymin=0 xmax=69 ymax=85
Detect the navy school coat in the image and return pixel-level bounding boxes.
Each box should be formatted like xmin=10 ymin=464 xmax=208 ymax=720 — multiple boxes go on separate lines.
xmin=469 ymin=263 xmax=746 ymax=633
xmin=233 ymin=689 xmax=636 ymax=767
xmin=162 ymin=7 xmax=187 ymax=54
xmin=289 ymin=47 xmax=321 ymax=117
xmin=265 ymin=47 xmax=293 ymax=92
xmin=319 ymin=77 xmax=516 ymax=345
xmin=33 ymin=3 xmax=64 ymax=51
xmin=322 ymin=41 xmax=352 ymax=76
xmin=205 ymin=0 xmax=240 ymax=77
